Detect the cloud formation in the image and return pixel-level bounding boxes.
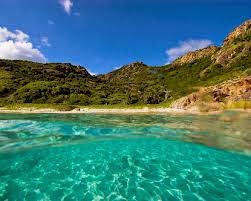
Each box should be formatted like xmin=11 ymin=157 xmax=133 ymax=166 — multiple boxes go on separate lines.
xmin=59 ymin=0 xmax=73 ymax=15
xmin=166 ymin=39 xmax=213 ymax=63
xmin=41 ymin=37 xmax=51 ymax=47
xmin=0 ymin=27 xmax=47 ymax=62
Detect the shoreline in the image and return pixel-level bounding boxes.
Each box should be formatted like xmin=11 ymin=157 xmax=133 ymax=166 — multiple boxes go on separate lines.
xmin=0 ymin=107 xmax=193 ymax=114
xmin=0 ymin=107 xmax=250 ymax=115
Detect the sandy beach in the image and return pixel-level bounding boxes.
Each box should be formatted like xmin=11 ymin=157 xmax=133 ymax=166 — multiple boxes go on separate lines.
xmin=0 ymin=107 xmax=187 ymax=114
xmin=1 ymin=107 xmax=247 ymax=115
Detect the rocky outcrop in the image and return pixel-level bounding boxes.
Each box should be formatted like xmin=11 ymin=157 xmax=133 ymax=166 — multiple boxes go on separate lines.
xmin=223 ymin=19 xmax=251 ymax=45
xmin=213 ymin=44 xmax=242 ymax=66
xmin=172 ymin=19 xmax=251 ymax=67
xmin=213 ymin=41 xmax=251 ymax=66
xmin=173 ymin=46 xmax=218 ymax=65
xmin=171 ymin=76 xmax=251 ymax=111
xmin=212 ymin=19 xmax=251 ymax=66
xmin=211 ymin=78 xmax=251 ymax=101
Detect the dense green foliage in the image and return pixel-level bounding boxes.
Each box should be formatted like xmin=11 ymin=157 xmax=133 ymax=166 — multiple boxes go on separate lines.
xmin=0 ymin=52 xmax=249 ymax=106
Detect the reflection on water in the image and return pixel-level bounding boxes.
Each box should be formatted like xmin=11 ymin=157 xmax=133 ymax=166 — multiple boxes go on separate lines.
xmin=0 ymin=111 xmax=250 ymax=154
xmin=0 ymin=112 xmax=251 ymax=200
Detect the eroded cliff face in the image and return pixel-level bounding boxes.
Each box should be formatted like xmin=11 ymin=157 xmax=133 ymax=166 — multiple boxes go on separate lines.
xmin=170 ymin=76 xmax=251 ymax=112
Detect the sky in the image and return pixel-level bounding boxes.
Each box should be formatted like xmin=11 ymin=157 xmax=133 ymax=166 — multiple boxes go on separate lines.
xmin=0 ymin=0 xmax=251 ymax=74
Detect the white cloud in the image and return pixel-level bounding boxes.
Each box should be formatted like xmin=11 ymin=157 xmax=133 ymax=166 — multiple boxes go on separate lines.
xmin=0 ymin=27 xmax=47 ymax=63
xmin=41 ymin=37 xmax=51 ymax=47
xmin=166 ymin=39 xmax=213 ymax=63
xmin=59 ymin=0 xmax=73 ymax=15
xmin=0 ymin=27 xmax=29 ymax=42
xmin=48 ymin=20 xmax=55 ymax=25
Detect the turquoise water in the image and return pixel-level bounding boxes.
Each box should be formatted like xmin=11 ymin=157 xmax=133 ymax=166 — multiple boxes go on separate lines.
xmin=0 ymin=112 xmax=251 ymax=201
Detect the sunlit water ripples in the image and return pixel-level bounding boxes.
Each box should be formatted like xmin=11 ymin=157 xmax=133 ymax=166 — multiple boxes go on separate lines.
xmin=0 ymin=112 xmax=251 ymax=200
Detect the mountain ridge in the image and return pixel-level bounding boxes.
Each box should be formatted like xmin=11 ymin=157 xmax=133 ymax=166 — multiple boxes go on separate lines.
xmin=0 ymin=19 xmax=250 ymax=110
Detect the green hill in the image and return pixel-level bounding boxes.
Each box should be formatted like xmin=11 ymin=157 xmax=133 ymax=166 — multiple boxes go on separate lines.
xmin=0 ymin=20 xmax=251 ymax=108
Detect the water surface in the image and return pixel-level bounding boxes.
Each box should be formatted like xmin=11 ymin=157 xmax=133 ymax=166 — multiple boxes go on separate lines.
xmin=0 ymin=112 xmax=251 ymax=200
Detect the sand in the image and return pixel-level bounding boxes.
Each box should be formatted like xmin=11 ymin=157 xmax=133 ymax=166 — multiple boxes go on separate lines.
xmin=0 ymin=107 xmax=226 ymax=115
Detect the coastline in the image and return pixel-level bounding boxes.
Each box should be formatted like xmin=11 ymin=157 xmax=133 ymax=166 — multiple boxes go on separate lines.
xmin=0 ymin=107 xmax=250 ymax=115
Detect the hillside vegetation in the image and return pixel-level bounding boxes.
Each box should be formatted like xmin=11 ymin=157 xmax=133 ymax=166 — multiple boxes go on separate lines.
xmin=0 ymin=20 xmax=251 ymax=108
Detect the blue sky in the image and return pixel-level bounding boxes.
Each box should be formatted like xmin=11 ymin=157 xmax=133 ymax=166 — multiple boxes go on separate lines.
xmin=0 ymin=0 xmax=251 ymax=74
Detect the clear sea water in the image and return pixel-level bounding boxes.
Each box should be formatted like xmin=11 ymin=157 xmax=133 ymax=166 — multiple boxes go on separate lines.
xmin=0 ymin=112 xmax=251 ymax=201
